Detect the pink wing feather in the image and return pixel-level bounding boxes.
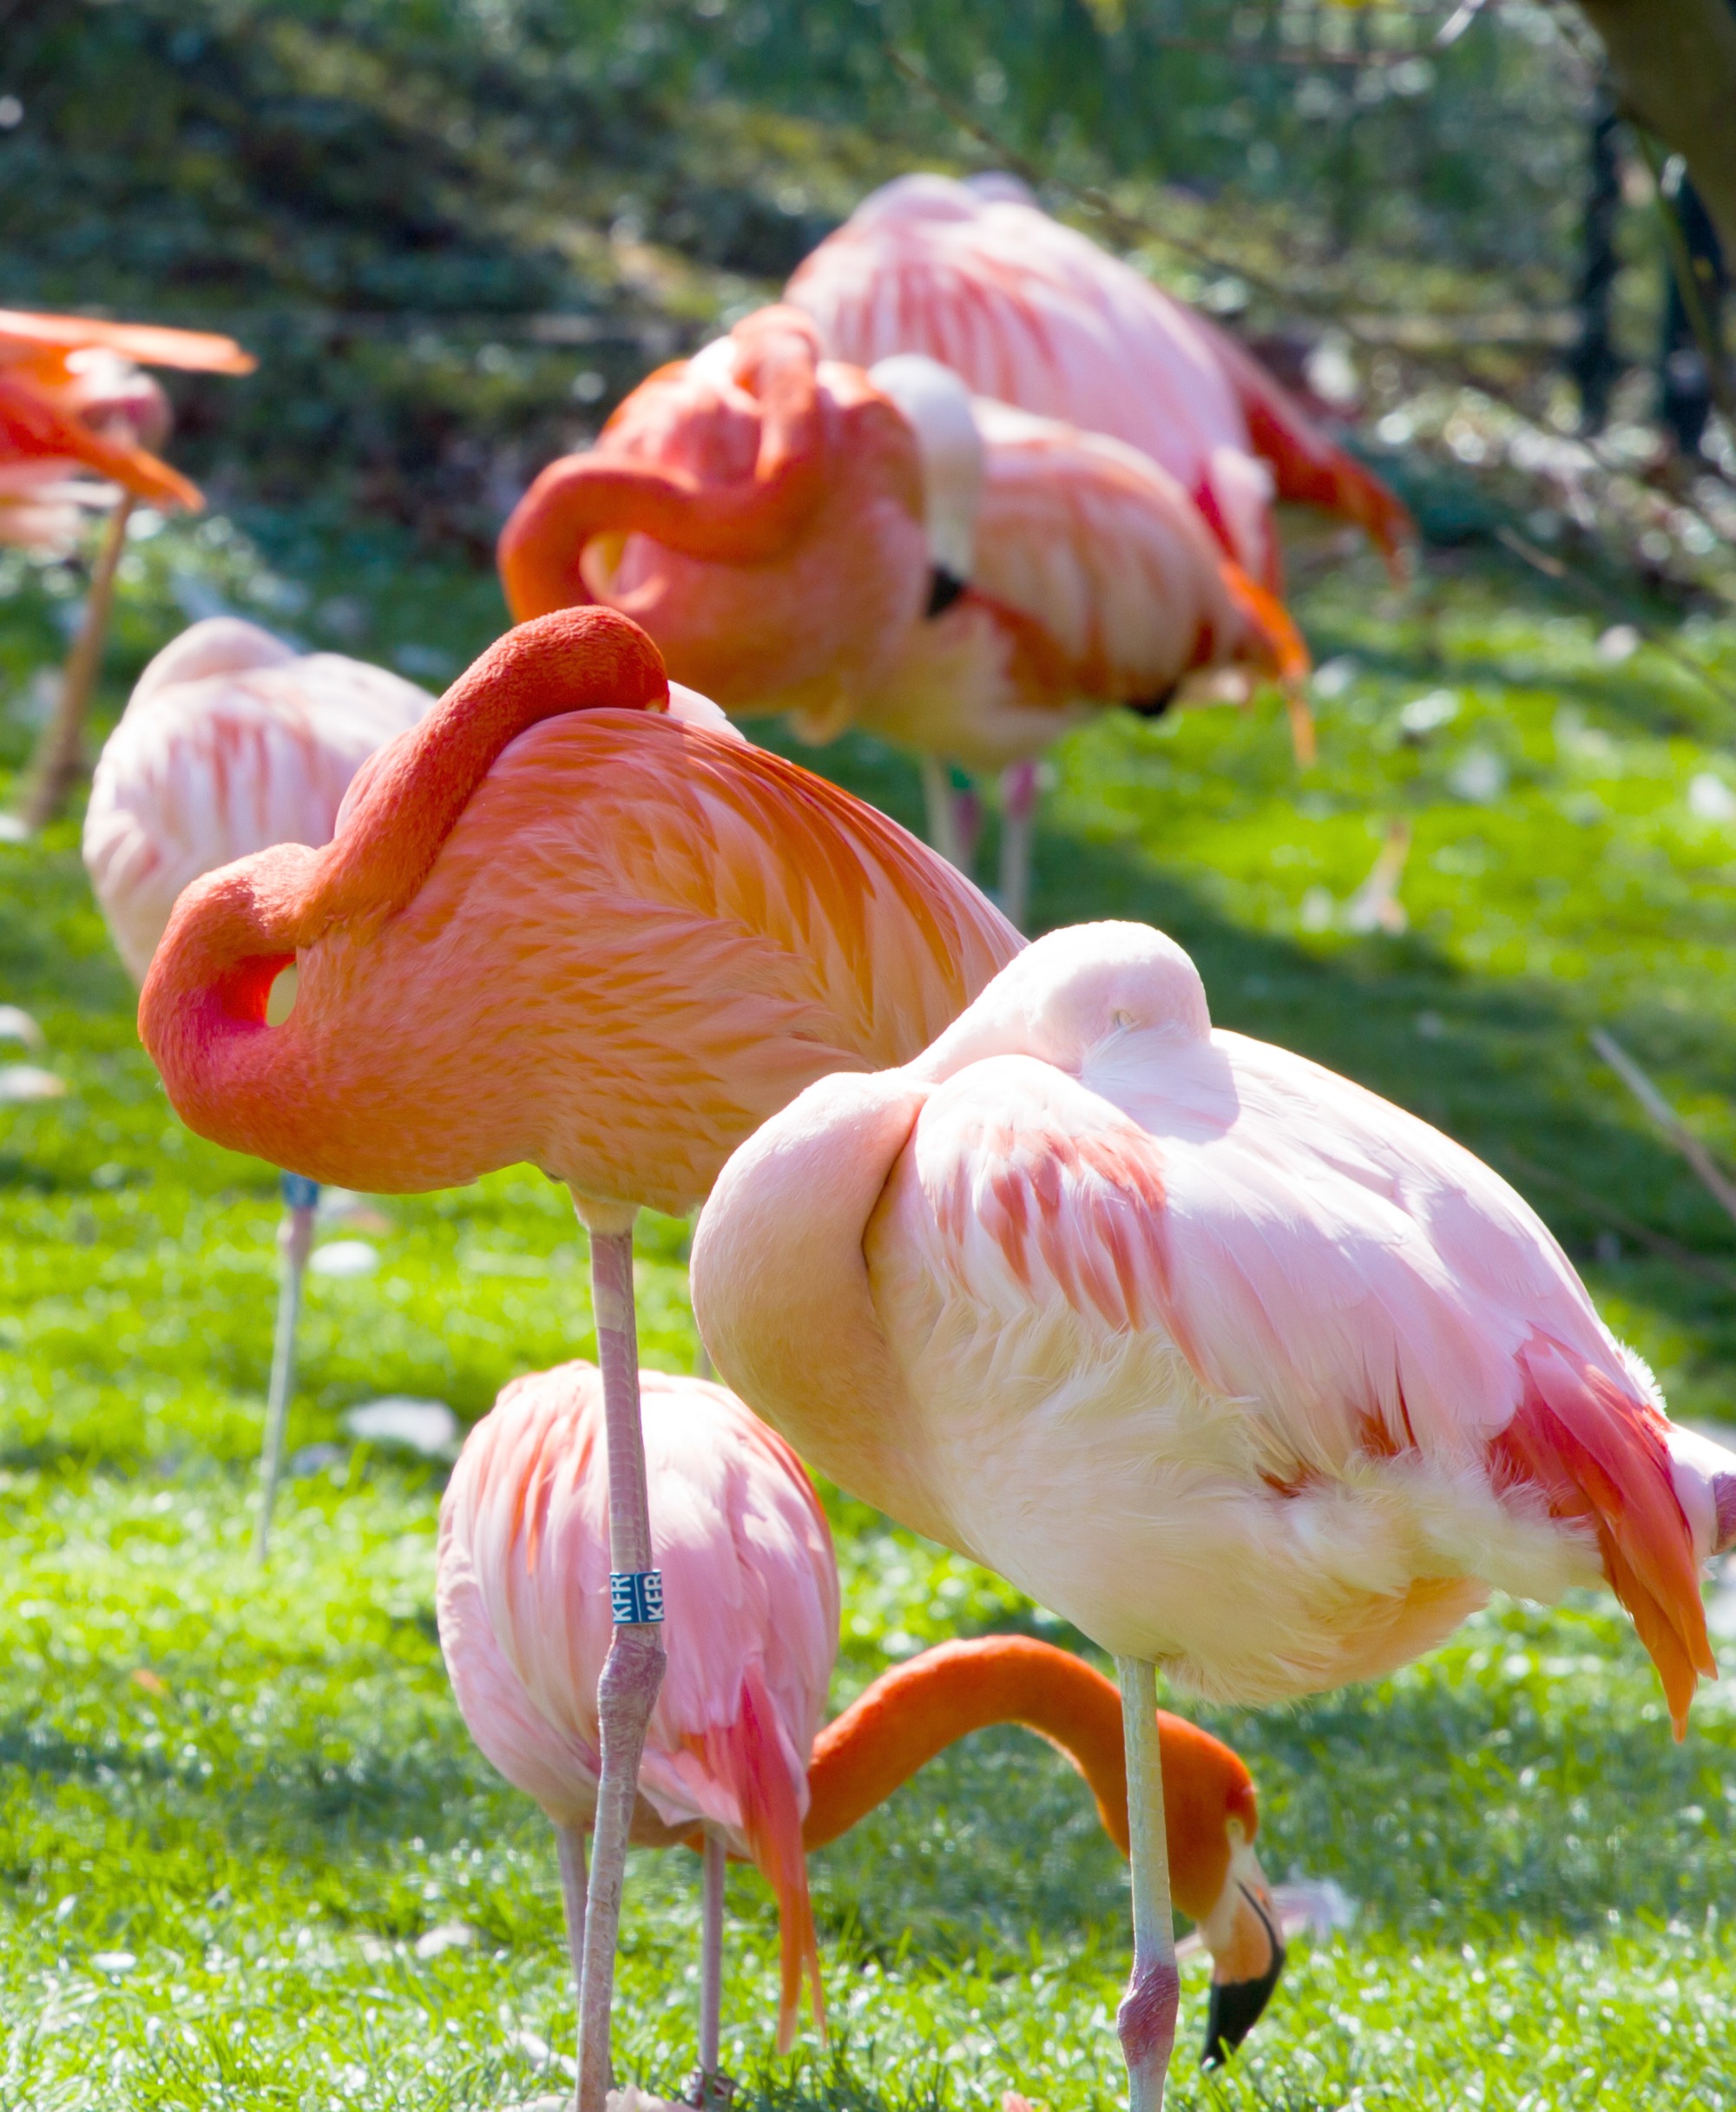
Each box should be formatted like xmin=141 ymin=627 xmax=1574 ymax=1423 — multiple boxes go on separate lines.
xmin=970 ymin=402 xmax=1289 ymax=701
xmin=437 ymin=1362 xmax=838 ymax=2043
xmin=82 ymin=620 xmax=432 ymax=983
xmin=790 ymin=175 xmax=1409 ymax=581
xmin=907 ymin=1031 xmax=1709 ymax=1727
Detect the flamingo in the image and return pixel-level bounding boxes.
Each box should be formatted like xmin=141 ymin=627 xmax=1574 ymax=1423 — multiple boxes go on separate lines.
xmin=785 ymin=172 xmax=1412 ymax=595
xmin=136 ymin=605 xmax=1022 ymax=2112
xmin=0 ymin=308 xmax=255 ymax=828
xmin=437 ymin=1359 xmax=1292 ymax=2102
xmin=82 ymin=616 xmax=434 ymax=1554
xmin=497 ymin=306 xmax=1309 ymax=931
xmin=689 ymin=919 xmax=1736 ymax=2110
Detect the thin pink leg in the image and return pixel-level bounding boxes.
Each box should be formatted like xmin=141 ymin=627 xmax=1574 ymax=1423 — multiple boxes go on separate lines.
xmin=996 ymin=760 xmax=1040 ymax=933
xmin=685 ymin=1828 xmax=730 ymax=2107
xmin=253 ymin=1183 xmax=318 ymax=1563
xmin=1115 ymin=1655 xmax=1179 ymax=2111
xmin=557 ymin=1822 xmax=589 ymax=1997
xmin=574 ymin=1213 xmax=666 ymax=2112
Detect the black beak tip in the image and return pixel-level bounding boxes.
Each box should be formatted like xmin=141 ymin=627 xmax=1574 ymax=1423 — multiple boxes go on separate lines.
xmin=1200 ymin=1941 xmax=1286 ymax=2068
xmin=925 ymin=566 xmax=966 ymax=618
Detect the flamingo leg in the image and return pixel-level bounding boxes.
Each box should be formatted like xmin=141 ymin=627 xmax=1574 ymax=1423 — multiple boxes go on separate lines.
xmin=996 ymin=760 xmax=1039 ymax=933
xmin=691 ymin=1828 xmax=729 ymax=2104
xmin=1115 ymin=1655 xmax=1179 ymax=2112
xmin=253 ymin=1175 xmax=318 ymax=1563
xmin=575 ymin=1213 xmax=666 ymax=2112
xmin=557 ymin=1823 xmax=589 ymax=1997
xmin=22 ymin=491 xmax=135 ymax=832
xmin=917 ymin=754 xmax=965 ymax=872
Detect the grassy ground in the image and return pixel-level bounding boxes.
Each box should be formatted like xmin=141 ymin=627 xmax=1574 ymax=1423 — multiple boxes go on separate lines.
xmin=4 ymin=510 xmax=1736 ymax=2109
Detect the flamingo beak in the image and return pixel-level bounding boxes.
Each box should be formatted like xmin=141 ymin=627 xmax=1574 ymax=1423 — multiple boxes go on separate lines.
xmin=1200 ymin=1859 xmax=1286 ymax=2066
xmin=926 ymin=566 xmax=967 ymax=617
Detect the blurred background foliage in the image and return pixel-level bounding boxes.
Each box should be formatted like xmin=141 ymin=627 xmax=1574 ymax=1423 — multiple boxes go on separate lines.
xmin=3 ymin=0 xmax=1723 ymax=591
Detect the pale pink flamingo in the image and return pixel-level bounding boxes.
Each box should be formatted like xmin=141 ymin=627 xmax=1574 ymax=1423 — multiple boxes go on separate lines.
xmin=438 ymin=1359 xmax=1293 ymax=2100
xmin=83 ymin=616 xmax=433 ymax=1554
xmin=690 ymin=919 xmax=1736 ymax=2110
xmin=497 ymin=306 xmax=1309 ymax=931
xmin=785 ymin=172 xmax=1411 ymax=592
xmin=137 ymin=606 xmax=1022 ymax=2112
xmin=0 ymin=307 xmax=255 ymax=827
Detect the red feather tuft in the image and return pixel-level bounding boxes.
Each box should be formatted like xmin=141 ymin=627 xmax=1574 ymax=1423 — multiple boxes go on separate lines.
xmin=1491 ymin=1332 xmax=1713 ymax=1736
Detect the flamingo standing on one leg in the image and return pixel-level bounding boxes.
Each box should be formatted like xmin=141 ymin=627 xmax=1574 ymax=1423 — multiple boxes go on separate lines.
xmin=437 ymin=1359 xmax=1294 ymax=2100
xmin=0 ymin=308 xmax=255 ymax=827
xmin=136 ymin=606 xmax=1021 ymax=2112
xmin=497 ymin=308 xmax=1309 ymax=931
xmin=82 ymin=616 xmax=434 ymax=1554
xmin=690 ymin=919 xmax=1736 ymax=2110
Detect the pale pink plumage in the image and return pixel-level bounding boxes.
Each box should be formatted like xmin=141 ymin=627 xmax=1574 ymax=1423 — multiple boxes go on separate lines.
xmin=83 ymin=617 xmax=433 ymax=981
xmin=437 ymin=1360 xmax=836 ymax=2048
xmin=787 ymin=173 xmax=1410 ymax=586
xmin=693 ymin=921 xmax=1733 ymax=1734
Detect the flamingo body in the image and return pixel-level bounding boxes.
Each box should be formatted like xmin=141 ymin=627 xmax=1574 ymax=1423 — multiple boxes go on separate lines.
xmin=438 ymin=1360 xmax=837 ymax=2044
xmin=693 ymin=921 xmax=1733 ymax=1734
xmin=84 ymin=619 xmax=434 ymax=982
xmin=786 ymin=174 xmax=1410 ymax=583
xmin=138 ymin=610 xmax=1020 ymax=1219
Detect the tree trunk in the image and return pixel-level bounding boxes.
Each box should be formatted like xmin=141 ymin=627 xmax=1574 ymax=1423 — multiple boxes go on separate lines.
xmin=1575 ymin=0 xmax=1736 ymax=266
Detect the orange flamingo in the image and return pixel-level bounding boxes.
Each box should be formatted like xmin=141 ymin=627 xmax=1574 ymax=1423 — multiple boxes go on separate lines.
xmin=438 ymin=1359 xmax=1292 ymax=2102
xmin=786 ymin=173 xmax=1412 ymax=591
xmin=138 ymin=606 xmax=1021 ymax=2112
xmin=0 ymin=306 xmax=255 ymax=828
xmin=691 ymin=920 xmax=1736 ymax=2109
xmin=497 ymin=306 xmax=1309 ymax=930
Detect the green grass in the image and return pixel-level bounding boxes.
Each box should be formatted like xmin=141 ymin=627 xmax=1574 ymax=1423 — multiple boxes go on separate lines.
xmin=4 ymin=511 xmax=1736 ymax=2108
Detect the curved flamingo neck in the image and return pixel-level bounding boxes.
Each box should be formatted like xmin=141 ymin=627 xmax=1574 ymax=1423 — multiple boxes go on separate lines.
xmin=497 ymin=306 xmax=832 ymax=622
xmin=137 ymin=608 xmax=669 ymax=1152
xmin=801 ymin=1635 xmax=1253 ymax=1924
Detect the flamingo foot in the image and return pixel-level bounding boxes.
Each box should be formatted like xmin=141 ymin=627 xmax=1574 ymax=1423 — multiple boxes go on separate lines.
xmin=1118 ymin=1957 xmax=1180 ymax=2112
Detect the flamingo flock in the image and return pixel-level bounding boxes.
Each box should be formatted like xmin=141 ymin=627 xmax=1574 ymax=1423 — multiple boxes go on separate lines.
xmin=10 ymin=179 xmax=1728 ymax=2112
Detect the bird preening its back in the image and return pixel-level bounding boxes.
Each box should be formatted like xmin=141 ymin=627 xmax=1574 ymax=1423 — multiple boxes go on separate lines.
xmin=437 ymin=1360 xmax=1291 ymax=2070
xmin=137 ymin=605 xmax=1021 ymax=1218
xmin=693 ymin=918 xmax=1735 ymax=1730
xmin=496 ymin=306 xmax=1307 ymax=766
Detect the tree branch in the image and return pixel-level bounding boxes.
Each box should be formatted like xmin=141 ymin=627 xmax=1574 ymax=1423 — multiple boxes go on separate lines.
xmin=1573 ymin=0 xmax=1736 ymax=263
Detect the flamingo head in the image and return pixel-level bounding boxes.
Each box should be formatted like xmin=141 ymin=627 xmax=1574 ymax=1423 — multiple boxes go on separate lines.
xmin=865 ymin=353 xmax=984 ymax=610
xmin=1195 ymin=1826 xmax=1286 ymax=2065
xmin=496 ymin=306 xmax=933 ymax=714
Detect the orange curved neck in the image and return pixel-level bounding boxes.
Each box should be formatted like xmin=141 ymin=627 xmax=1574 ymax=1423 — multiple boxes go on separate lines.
xmin=802 ymin=1635 xmax=1252 ymax=1924
xmin=497 ymin=306 xmax=832 ymax=623
xmin=136 ymin=609 xmax=669 ymax=1174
